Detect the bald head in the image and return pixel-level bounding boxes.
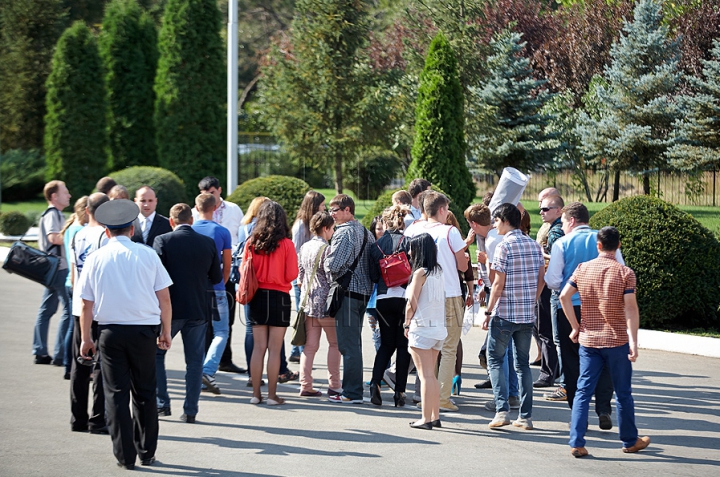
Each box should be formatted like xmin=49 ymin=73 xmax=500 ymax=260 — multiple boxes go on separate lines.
xmin=538 ymin=187 xmax=560 ymax=204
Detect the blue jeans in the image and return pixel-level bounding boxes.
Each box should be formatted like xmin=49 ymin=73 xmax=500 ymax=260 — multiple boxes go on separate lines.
xmin=33 ymin=268 xmax=72 ymax=359
xmin=244 ymin=304 xmax=290 ymax=377
xmin=335 ymin=295 xmax=368 ymax=400
xmin=203 ymin=291 xmax=230 ymax=376
xmin=487 ymin=316 xmax=534 ymax=418
xmin=156 ymin=318 xmax=207 ymax=416
xmin=570 ymin=344 xmax=638 ymax=448
xmin=504 ymin=340 xmax=519 ymax=398
xmin=290 ymin=280 xmax=304 ymax=357
xmin=550 ymin=292 xmax=564 ymax=385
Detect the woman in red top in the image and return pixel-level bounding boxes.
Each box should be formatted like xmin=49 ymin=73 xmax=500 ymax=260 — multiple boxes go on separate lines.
xmin=246 ymin=201 xmax=299 ymax=405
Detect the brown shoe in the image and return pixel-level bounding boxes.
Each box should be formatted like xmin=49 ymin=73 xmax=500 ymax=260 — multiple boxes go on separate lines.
xmin=571 ymin=447 xmax=588 ymax=458
xmin=622 ymin=436 xmax=651 ymax=453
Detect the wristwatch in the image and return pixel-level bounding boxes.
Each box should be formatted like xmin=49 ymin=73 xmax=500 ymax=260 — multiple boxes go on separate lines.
xmin=484 ymin=311 xmax=492 ymax=316
xmin=403 ymin=324 xmax=410 ymax=330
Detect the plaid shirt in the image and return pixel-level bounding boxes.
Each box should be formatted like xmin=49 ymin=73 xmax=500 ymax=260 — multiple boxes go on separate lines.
xmin=491 ymin=229 xmax=544 ymax=324
xmin=569 ymin=253 xmax=637 ymax=348
xmin=324 ymin=219 xmax=375 ymax=296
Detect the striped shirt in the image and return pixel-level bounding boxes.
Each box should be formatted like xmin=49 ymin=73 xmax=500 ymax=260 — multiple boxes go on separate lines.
xmin=568 ymin=253 xmax=637 ymax=348
xmin=491 ymin=229 xmax=544 ymax=324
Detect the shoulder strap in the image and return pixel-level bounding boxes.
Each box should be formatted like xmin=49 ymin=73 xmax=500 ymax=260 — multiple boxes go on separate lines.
xmin=348 ymin=228 xmax=368 ymax=273
xmin=37 ymin=207 xmax=61 ymax=252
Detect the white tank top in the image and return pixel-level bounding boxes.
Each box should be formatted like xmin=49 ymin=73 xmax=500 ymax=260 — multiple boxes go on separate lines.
xmin=410 ymin=269 xmax=447 ymax=340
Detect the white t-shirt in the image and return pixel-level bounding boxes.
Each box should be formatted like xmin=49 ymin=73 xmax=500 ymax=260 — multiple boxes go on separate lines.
xmin=70 ymin=225 xmax=109 ymax=316
xmin=485 ymin=228 xmax=503 ymax=266
xmin=405 ymin=221 xmax=465 ymax=298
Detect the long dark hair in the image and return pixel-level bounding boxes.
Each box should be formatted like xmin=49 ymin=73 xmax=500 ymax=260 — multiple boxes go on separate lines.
xmin=251 ymin=201 xmax=290 ymax=253
xmin=407 ymin=233 xmax=441 ymax=276
xmin=295 ymin=190 xmax=325 ymax=229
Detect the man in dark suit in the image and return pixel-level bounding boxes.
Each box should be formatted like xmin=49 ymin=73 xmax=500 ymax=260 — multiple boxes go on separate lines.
xmin=153 ymin=203 xmax=222 ymax=423
xmin=131 ymin=185 xmax=172 ymax=247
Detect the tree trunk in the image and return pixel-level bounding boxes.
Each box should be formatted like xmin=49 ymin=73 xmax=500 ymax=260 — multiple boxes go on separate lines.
xmin=612 ymin=170 xmax=620 ymax=202
xmin=643 ymin=174 xmax=650 ymax=195
xmin=334 ymin=153 xmax=343 ymax=195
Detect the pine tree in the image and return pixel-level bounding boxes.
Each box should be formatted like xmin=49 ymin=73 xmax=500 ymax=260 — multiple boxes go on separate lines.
xmin=100 ymin=0 xmax=158 ymax=170
xmin=667 ymin=39 xmax=720 ymax=171
xmin=0 ymin=0 xmax=67 ymax=152
xmin=575 ymin=0 xmax=681 ymax=195
xmin=44 ymin=21 xmax=108 ymax=196
xmin=467 ymin=29 xmax=557 ymax=177
xmin=154 ymin=0 xmax=225 ymax=196
xmin=407 ymin=31 xmax=475 ymax=210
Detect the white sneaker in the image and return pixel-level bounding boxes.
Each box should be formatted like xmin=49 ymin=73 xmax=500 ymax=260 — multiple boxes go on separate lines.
xmin=327 ymin=394 xmax=363 ymax=404
xmin=513 ymin=417 xmax=533 ymax=430
xmin=488 ymin=411 xmax=510 ymax=429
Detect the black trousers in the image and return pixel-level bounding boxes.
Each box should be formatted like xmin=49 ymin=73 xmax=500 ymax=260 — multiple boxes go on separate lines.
xmin=534 ymin=286 xmax=559 ymax=383
xmin=220 ymin=281 xmax=236 ymax=365
xmin=371 ymin=298 xmax=411 ymax=393
xmin=99 ymin=324 xmax=159 ymax=466
xmin=557 ymin=305 xmax=614 ymax=416
xmin=70 ymin=316 xmax=105 ymax=431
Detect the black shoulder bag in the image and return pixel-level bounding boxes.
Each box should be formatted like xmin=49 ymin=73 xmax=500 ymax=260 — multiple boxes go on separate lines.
xmin=325 ymin=229 xmax=368 ymax=318
xmin=2 ymin=208 xmax=61 ymax=287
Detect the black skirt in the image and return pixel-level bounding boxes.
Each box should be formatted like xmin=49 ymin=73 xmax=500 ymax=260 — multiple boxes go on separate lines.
xmin=248 ymin=289 xmax=292 ymax=327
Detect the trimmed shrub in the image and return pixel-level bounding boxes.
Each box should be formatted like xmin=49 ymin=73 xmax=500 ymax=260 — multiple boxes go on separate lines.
xmin=108 ymin=166 xmax=186 ymax=216
xmin=0 ymin=211 xmax=31 ymax=236
xmin=0 ymin=149 xmax=46 ymax=201
xmin=227 ymin=175 xmax=310 ymax=220
xmin=589 ymin=196 xmax=720 ymax=330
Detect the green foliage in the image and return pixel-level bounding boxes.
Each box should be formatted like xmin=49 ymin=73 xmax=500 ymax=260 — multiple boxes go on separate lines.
xmin=154 ymin=0 xmax=225 ymax=198
xmin=468 ymin=29 xmax=558 ymax=176
xmin=407 ymin=31 xmax=475 ymax=213
xmin=227 ymin=175 xmax=310 ymax=220
xmin=0 ymin=0 xmax=67 ymax=152
xmin=345 ymin=150 xmax=402 ymax=200
xmin=0 ymin=211 xmax=31 ymax=236
xmin=100 ymin=0 xmax=158 ymax=170
xmin=0 ymin=149 xmax=47 ymax=201
xmin=589 ymin=195 xmax=720 ymax=329
xmin=44 ymin=20 xmax=109 ymax=197
xmin=108 ymin=165 xmax=185 ymax=215
xmin=575 ymin=0 xmax=681 ymax=194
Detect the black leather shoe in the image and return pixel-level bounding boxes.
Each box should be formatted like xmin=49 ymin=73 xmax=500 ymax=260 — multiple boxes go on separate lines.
xmin=218 ymin=362 xmax=247 ymax=374
xmin=141 ymin=456 xmax=155 ymax=466
xmin=370 ymin=384 xmax=382 ymax=406
xmin=34 ymin=355 xmax=52 ymax=365
xmin=157 ymin=406 xmax=171 ymax=416
xmin=180 ymin=414 xmax=196 ymax=423
xmin=431 ymin=419 xmax=442 ymax=428
xmin=409 ymin=421 xmax=433 ymax=430
xmin=51 ymin=358 xmax=64 ymax=366
xmin=474 ymin=379 xmax=492 ymax=389
xmin=599 ymin=414 xmax=613 ymax=430
xmin=89 ymin=426 xmax=109 ymax=435
xmin=117 ymin=462 xmax=135 ymax=470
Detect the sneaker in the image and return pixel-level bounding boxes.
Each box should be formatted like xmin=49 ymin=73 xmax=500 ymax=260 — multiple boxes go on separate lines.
xmin=327 ymin=388 xmax=343 ymax=397
xmin=513 ymin=417 xmax=533 ymax=430
xmin=383 ymin=369 xmax=397 ymax=392
xmin=533 ymin=379 xmax=554 ymax=388
xmin=202 ymin=374 xmax=221 ymax=395
xmin=488 ymin=411 xmax=510 ymax=429
xmin=544 ymin=386 xmax=567 ymax=401
xmin=484 ymin=401 xmax=496 ymax=412
xmin=474 ymin=379 xmax=492 ymax=389
xmin=599 ymin=414 xmax=613 ymax=430
xmin=622 ymin=436 xmax=651 ymax=453
xmin=508 ymin=396 xmax=521 ymax=409
xmin=34 ymin=355 xmax=52 ymax=365
xmin=439 ymin=402 xmax=459 ymax=412
xmin=327 ymin=394 xmax=363 ymax=404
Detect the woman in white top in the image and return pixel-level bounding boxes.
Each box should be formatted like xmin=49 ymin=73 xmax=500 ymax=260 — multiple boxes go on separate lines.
xmin=404 ymin=233 xmax=446 ymax=430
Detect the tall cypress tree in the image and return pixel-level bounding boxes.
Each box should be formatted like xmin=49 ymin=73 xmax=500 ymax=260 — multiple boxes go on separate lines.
xmin=44 ymin=21 xmax=108 ymax=196
xmin=0 ymin=0 xmax=67 ymax=152
xmin=407 ymin=31 xmax=475 ymax=210
xmin=154 ymin=0 xmax=225 ymax=196
xmin=100 ymin=0 xmax=158 ymax=170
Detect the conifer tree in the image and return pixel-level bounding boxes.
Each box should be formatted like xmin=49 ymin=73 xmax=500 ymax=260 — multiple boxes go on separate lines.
xmin=100 ymin=0 xmax=158 ymax=170
xmin=154 ymin=0 xmax=225 ymax=196
xmin=407 ymin=31 xmax=475 ymax=210
xmin=467 ymin=29 xmax=557 ymax=177
xmin=44 ymin=21 xmax=108 ymax=196
xmin=575 ymin=0 xmax=681 ymax=194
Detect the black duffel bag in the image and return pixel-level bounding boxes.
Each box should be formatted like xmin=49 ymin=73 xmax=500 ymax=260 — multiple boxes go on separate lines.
xmin=3 ymin=241 xmax=60 ymax=287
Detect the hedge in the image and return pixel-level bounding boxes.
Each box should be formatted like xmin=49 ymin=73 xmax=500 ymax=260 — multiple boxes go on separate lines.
xmin=108 ymin=166 xmax=186 ymax=216
xmin=227 ymin=175 xmax=310 ymax=220
xmin=0 ymin=211 xmax=31 ymax=236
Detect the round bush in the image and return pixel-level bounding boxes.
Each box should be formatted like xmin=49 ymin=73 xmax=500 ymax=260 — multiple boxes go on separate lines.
xmin=108 ymin=166 xmax=186 ymax=216
xmin=589 ymin=196 xmax=720 ymax=330
xmin=227 ymin=175 xmax=310 ymax=220
xmin=0 ymin=211 xmax=31 ymax=236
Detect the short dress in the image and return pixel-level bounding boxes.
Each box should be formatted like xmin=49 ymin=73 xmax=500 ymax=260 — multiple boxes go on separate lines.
xmin=408 ymin=268 xmax=447 ymax=351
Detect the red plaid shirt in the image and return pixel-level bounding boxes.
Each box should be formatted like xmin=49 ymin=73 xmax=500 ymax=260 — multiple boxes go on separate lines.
xmin=568 ymin=252 xmax=637 ymax=348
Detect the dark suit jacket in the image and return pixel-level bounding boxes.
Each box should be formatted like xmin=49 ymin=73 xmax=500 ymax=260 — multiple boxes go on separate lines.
xmin=132 ymin=213 xmax=172 ymax=247
xmin=153 ymin=225 xmax=222 ymax=322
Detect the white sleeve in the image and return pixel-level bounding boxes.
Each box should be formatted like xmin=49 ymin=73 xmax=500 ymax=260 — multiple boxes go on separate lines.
xmin=545 ymin=242 xmax=565 ymax=290
xmin=616 ymin=248 xmax=625 ymax=266
xmin=448 ymin=226 xmax=466 ymax=253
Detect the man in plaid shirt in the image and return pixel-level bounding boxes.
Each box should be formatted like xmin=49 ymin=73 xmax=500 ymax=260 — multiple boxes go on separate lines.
xmin=560 ymin=226 xmax=650 ymax=457
xmin=483 ymin=203 xmax=545 ymax=430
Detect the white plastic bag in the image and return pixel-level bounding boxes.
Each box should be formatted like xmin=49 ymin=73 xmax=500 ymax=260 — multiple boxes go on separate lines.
xmin=463 ymin=303 xmax=480 ymax=335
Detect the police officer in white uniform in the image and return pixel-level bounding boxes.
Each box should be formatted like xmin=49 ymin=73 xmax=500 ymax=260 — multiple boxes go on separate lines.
xmin=78 ymin=199 xmax=173 ymax=470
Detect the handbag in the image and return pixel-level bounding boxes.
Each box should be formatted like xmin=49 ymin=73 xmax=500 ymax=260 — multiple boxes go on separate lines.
xmin=291 ymin=244 xmax=327 ymax=346
xmin=236 ymin=239 xmax=258 ymax=305
xmin=376 ymin=236 xmax=411 ymax=287
xmin=325 ymin=229 xmax=368 ymax=317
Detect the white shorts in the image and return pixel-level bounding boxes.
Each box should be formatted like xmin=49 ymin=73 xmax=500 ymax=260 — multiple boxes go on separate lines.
xmin=408 ymin=332 xmax=444 ymax=351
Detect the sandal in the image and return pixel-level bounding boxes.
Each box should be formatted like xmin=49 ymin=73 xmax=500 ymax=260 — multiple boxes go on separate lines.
xmin=278 ymin=371 xmax=299 ymax=383
xmin=250 ymin=396 xmax=263 ymax=405
xmin=267 ymin=396 xmax=286 ymax=406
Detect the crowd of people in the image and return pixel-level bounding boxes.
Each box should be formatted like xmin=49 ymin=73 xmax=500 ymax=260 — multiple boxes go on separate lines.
xmin=29 ymin=175 xmax=650 ymax=469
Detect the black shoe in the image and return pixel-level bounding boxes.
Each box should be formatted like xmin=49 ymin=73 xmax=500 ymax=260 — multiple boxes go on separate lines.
xmin=370 ymin=384 xmax=382 ymax=406
xmin=117 ymin=462 xmax=135 ymax=470
xmin=533 ymin=379 xmax=554 ymax=388
xmin=34 ymin=355 xmax=52 ymax=365
xmin=288 ymin=354 xmax=301 ymax=363
xmin=431 ymin=419 xmax=442 ymax=428
xmin=141 ymin=456 xmax=155 ymax=466
xmin=71 ymin=426 xmax=88 ymax=433
xmin=218 ymin=362 xmax=247 ymax=374
xmin=180 ymin=414 xmax=196 ymax=423
xmin=599 ymin=414 xmax=613 ymax=430
xmin=409 ymin=421 xmax=433 ymax=430
xmin=63 ymin=372 xmax=70 ymax=380
xmin=51 ymin=358 xmax=64 ymax=366
xmin=474 ymin=379 xmax=492 ymax=389
xmin=157 ymin=406 xmax=171 ymax=416
xmin=393 ymin=392 xmax=406 ymax=408
xmin=89 ymin=426 xmax=109 ymax=435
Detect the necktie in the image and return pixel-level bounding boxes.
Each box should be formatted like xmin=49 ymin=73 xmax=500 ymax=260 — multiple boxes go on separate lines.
xmin=142 ymin=218 xmax=150 ymax=242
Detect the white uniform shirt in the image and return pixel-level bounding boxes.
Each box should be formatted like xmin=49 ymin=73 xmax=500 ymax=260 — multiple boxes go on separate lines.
xmin=405 ymin=221 xmax=465 ymax=298
xmin=70 ymin=225 xmax=109 ymax=316
xmin=192 ymin=200 xmax=244 ymax=246
xmin=78 ymin=236 xmax=173 ymax=325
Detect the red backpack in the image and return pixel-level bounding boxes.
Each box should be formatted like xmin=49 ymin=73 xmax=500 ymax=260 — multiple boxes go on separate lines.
xmin=376 ymin=237 xmax=412 ymax=288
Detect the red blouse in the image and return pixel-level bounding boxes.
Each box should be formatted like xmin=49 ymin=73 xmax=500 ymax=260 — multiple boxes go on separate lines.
xmin=251 ymin=238 xmax=298 ymax=293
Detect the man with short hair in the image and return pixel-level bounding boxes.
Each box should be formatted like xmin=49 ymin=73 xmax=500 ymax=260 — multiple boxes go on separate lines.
xmin=483 ymin=203 xmax=545 ymax=430
xmin=95 ymin=177 xmax=117 ymax=195
xmin=407 ymin=178 xmax=431 ymax=221
xmin=153 ymin=203 xmax=222 ymax=422
xmin=325 ymin=194 xmax=375 ymax=403
xmin=131 ymin=186 xmax=172 ymax=247
xmin=78 ymin=199 xmax=173 ymax=469
xmin=560 ymin=226 xmax=650 ymax=457
xmin=108 ymin=185 xmax=129 ymax=200
xmin=535 ymin=187 xmax=560 ymax=247
xmin=546 ymin=202 xmax=620 ymax=430
xmin=33 ymin=180 xmax=73 ymax=365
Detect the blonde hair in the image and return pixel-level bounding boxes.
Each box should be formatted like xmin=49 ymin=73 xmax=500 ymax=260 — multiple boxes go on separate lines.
xmin=381 ymin=204 xmax=410 ymax=232
xmin=61 ymin=196 xmax=89 ymax=235
xmin=241 ymin=196 xmax=270 ymax=224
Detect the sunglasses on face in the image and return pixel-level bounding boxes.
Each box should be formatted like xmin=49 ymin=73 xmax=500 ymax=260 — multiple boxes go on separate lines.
xmin=540 ymin=207 xmax=558 ymax=212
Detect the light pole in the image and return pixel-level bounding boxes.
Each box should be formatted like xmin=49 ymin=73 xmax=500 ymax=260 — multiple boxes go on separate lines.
xmin=226 ymin=0 xmax=239 ymax=195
